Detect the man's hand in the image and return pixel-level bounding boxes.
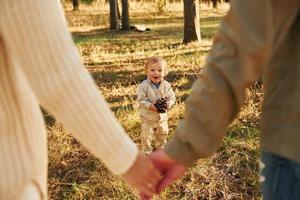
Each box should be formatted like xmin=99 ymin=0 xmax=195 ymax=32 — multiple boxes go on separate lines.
xmin=149 ymin=149 xmax=187 ymax=193
xmin=122 ymin=153 xmax=161 ymax=198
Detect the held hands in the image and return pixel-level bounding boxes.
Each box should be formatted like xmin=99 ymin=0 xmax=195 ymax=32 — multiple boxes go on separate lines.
xmin=122 ymin=153 xmax=161 ymax=198
xmin=149 ymin=149 xmax=187 ymax=193
xmin=139 ymin=149 xmax=187 ymax=200
xmin=122 ymin=150 xmax=187 ymax=199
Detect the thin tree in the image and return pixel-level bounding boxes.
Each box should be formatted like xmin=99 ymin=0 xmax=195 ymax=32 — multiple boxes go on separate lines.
xmin=109 ymin=0 xmax=120 ymax=30
xmin=212 ymin=0 xmax=218 ymax=8
xmin=72 ymin=0 xmax=80 ymax=10
xmin=117 ymin=0 xmax=121 ymax=20
xmin=121 ymin=0 xmax=130 ymax=30
xmin=183 ymin=0 xmax=201 ymax=43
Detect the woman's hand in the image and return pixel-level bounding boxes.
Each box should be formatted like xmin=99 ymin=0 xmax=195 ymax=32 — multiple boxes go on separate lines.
xmin=122 ymin=153 xmax=161 ymax=198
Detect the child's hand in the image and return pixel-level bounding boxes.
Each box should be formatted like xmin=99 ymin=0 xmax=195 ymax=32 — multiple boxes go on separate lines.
xmin=150 ymin=103 xmax=158 ymax=112
xmin=150 ymin=102 xmax=157 ymax=112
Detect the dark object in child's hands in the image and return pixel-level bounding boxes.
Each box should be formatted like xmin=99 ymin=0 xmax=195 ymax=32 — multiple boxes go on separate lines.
xmin=154 ymin=98 xmax=168 ymax=113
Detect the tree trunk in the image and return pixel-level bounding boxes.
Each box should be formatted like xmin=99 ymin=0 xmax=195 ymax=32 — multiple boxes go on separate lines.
xmin=117 ymin=0 xmax=121 ymax=20
xmin=109 ymin=0 xmax=120 ymax=30
xmin=121 ymin=0 xmax=130 ymax=30
xmin=183 ymin=0 xmax=201 ymax=44
xmin=72 ymin=0 xmax=79 ymax=10
xmin=212 ymin=0 xmax=218 ymax=8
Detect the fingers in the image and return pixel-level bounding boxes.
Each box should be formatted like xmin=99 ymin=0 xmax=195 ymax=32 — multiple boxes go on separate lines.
xmin=139 ymin=183 xmax=155 ymax=197
xmin=140 ymin=192 xmax=152 ymax=200
xmin=123 ymin=150 xmax=186 ymax=198
xmin=150 ymin=161 xmax=162 ymax=181
xmin=149 ymin=150 xmax=187 ymax=194
xmin=132 ymin=172 xmax=158 ymax=196
xmin=149 ymin=149 xmax=175 ymax=172
xmin=157 ymin=164 xmax=187 ymax=193
xmin=157 ymin=175 xmax=176 ymax=193
xmin=141 ymin=159 xmax=161 ymax=195
xmin=122 ymin=153 xmax=161 ymax=197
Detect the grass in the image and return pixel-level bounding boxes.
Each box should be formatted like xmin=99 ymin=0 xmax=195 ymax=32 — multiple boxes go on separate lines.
xmin=48 ymin=2 xmax=262 ymax=199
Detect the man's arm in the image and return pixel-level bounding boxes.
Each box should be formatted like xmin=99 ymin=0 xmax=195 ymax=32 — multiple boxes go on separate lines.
xmin=147 ymin=2 xmax=300 ymax=195
xmin=165 ymin=0 xmax=300 ymax=166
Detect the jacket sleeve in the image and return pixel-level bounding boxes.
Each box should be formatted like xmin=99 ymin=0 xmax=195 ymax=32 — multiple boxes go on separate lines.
xmin=165 ymin=0 xmax=300 ymax=166
xmin=137 ymin=83 xmax=152 ymax=109
xmin=1 ymin=0 xmax=138 ymax=174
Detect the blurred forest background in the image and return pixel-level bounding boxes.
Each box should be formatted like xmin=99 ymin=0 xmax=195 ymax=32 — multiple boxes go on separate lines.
xmin=47 ymin=0 xmax=263 ymax=199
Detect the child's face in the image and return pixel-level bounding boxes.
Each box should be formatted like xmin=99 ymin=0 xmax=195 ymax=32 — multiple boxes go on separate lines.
xmin=146 ymin=62 xmax=165 ymax=84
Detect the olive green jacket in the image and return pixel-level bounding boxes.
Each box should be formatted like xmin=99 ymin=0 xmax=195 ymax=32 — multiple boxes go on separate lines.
xmin=165 ymin=0 xmax=300 ymax=166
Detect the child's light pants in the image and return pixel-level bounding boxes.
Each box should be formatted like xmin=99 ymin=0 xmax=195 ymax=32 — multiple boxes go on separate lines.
xmin=141 ymin=120 xmax=168 ymax=153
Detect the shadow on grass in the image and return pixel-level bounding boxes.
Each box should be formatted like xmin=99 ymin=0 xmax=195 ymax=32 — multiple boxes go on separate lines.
xmin=201 ymin=16 xmax=223 ymax=24
xmin=67 ymin=11 xmax=222 ymax=29
xmin=73 ymin=25 xmax=218 ymax=43
xmin=71 ymin=15 xmax=223 ymax=43
xmin=85 ymin=47 xmax=209 ymax=71
xmin=90 ymin=70 xmax=145 ymax=87
xmin=111 ymin=103 xmax=134 ymax=113
xmin=90 ymin=65 xmax=197 ymax=87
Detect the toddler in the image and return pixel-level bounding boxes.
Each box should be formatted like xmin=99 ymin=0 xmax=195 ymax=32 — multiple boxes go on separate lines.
xmin=137 ymin=56 xmax=175 ymax=153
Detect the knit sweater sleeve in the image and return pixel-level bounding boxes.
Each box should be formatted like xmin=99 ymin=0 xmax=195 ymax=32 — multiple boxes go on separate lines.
xmin=137 ymin=81 xmax=152 ymax=109
xmin=1 ymin=0 xmax=138 ymax=174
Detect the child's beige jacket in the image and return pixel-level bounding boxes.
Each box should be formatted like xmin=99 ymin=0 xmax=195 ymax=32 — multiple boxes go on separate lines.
xmin=137 ymin=79 xmax=175 ymax=124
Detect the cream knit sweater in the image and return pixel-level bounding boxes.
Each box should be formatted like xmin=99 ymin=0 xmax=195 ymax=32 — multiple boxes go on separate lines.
xmin=137 ymin=79 xmax=176 ymax=123
xmin=0 ymin=0 xmax=138 ymax=199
